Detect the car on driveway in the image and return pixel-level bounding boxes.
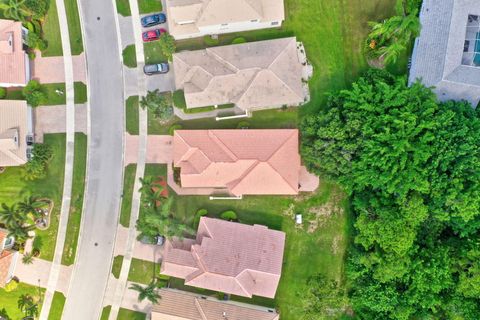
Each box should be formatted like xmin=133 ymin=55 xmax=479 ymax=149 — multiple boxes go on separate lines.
xmin=139 ymin=235 xmax=165 ymax=246
xmin=141 ymin=13 xmax=167 ymax=27
xmin=144 ymin=63 xmax=169 ymax=75
xmin=142 ymin=29 xmax=167 ymax=42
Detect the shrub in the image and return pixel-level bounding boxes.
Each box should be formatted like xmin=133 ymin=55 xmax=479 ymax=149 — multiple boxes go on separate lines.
xmin=22 ymin=80 xmax=47 ymax=107
xmin=232 ymin=37 xmax=246 ymax=44
xmin=168 ymin=124 xmax=182 ymax=136
xmin=4 ymin=279 xmax=18 ymax=292
xmin=204 ymin=35 xmax=219 ymax=46
xmin=172 ymin=90 xmax=187 ymax=109
xmin=26 ymin=32 xmax=48 ymax=51
xmin=24 ymin=21 xmax=35 ymax=33
xmin=220 ymin=210 xmax=237 ymax=221
xmin=140 ymin=90 xmax=173 ymax=122
xmin=0 ymin=87 xmax=6 ymax=99
xmin=236 ymin=121 xmax=249 ymax=129
xmin=23 ymin=143 xmax=53 ymax=180
xmin=158 ymin=34 xmax=176 ymax=61
xmin=193 ymin=209 xmax=208 ymax=229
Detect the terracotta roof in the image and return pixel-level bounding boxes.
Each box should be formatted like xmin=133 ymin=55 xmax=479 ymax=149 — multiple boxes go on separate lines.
xmin=0 ymin=100 xmax=28 ymax=166
xmin=173 ymin=129 xmax=300 ymax=196
xmin=151 ymin=288 xmax=280 ymax=320
xmin=166 ymin=0 xmax=284 ymax=38
xmin=161 ymin=217 xmax=286 ymax=298
xmin=0 ymin=228 xmax=6 ymax=251
xmin=0 ymin=19 xmax=27 ymax=86
xmin=173 ymin=37 xmax=306 ymax=110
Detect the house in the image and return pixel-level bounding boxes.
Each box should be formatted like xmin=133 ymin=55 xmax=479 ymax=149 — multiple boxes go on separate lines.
xmin=165 ymin=0 xmax=285 ymax=40
xmin=409 ymin=0 xmax=480 ymax=106
xmin=172 ymin=129 xmax=318 ymax=196
xmin=151 ymin=288 xmax=280 ymax=320
xmin=0 ymin=100 xmax=33 ymax=167
xmin=0 ymin=19 xmax=30 ymax=87
xmin=173 ymin=37 xmax=311 ymax=112
xmin=0 ymin=228 xmax=19 ymax=288
xmin=161 ymin=217 xmax=286 ymax=298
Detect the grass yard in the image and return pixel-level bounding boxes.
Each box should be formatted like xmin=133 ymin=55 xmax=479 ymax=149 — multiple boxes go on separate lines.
xmin=42 ymin=0 xmax=63 ymax=57
xmin=122 ymin=45 xmax=137 ymax=68
xmin=116 ymin=0 xmax=131 ymax=16
xmin=0 ymin=134 xmax=66 ymax=261
xmin=101 ymin=306 xmax=112 ymax=320
xmin=0 ymin=283 xmax=45 ymax=319
xmin=112 ymin=255 xmax=124 ymax=279
xmin=48 ymin=291 xmax=66 ymax=320
xmin=4 ymin=82 xmax=88 ymax=105
xmin=138 ymin=0 xmax=162 ymax=14
xmin=120 ymin=165 xmax=137 ymax=227
xmin=64 ymin=0 xmax=84 ymax=55
xmin=125 ymin=96 xmax=139 ymax=135
xmin=128 ymin=258 xmax=159 ymax=285
xmin=62 ymin=133 xmax=87 ymax=265
xmin=117 ymin=308 xmax=146 ymax=320
xmin=144 ymin=42 xmax=167 ymax=64
xmin=141 ymin=165 xmax=350 ymax=319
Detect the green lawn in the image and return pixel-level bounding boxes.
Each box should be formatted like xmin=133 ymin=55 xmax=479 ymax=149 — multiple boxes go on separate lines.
xmin=138 ymin=0 xmax=162 ymax=14
xmin=4 ymin=82 xmax=88 ymax=105
xmin=122 ymin=45 xmax=137 ymax=68
xmin=126 ymin=96 xmax=139 ymax=135
xmin=141 ymin=164 xmax=350 ymax=319
xmin=112 ymin=255 xmax=124 ymax=279
xmin=144 ymin=42 xmax=167 ymax=64
xmin=64 ymin=0 xmax=84 ymax=55
xmin=0 ymin=134 xmax=66 ymax=261
xmin=116 ymin=0 xmax=131 ymax=16
xmin=128 ymin=258 xmax=159 ymax=285
xmin=0 ymin=283 xmax=45 ymax=319
xmin=101 ymin=306 xmax=112 ymax=320
xmin=62 ymin=133 xmax=87 ymax=265
xmin=42 ymin=0 xmax=63 ymax=57
xmin=48 ymin=291 xmax=66 ymax=320
xmin=120 ymin=165 xmax=137 ymax=228
xmin=117 ymin=308 xmax=146 ymax=320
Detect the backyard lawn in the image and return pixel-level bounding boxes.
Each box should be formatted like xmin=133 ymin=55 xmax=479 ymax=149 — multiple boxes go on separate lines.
xmin=120 ymin=164 xmax=137 ymax=227
xmin=0 ymin=283 xmax=45 ymax=319
xmin=140 ymin=164 xmax=350 ymax=319
xmin=0 ymin=134 xmax=66 ymax=261
xmin=62 ymin=133 xmax=88 ymax=265
xmin=64 ymin=0 xmax=84 ymax=55
xmin=42 ymin=0 xmax=63 ymax=57
xmin=126 ymin=96 xmax=139 ymax=135
xmin=48 ymin=291 xmax=66 ymax=320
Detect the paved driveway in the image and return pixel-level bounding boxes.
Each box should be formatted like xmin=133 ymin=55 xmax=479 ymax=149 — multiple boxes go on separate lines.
xmin=32 ymin=52 xmax=86 ymax=84
xmin=118 ymin=15 xmax=134 ymax=48
xmin=33 ymin=104 xmax=87 ymax=142
xmin=124 ymin=134 xmax=173 ymax=165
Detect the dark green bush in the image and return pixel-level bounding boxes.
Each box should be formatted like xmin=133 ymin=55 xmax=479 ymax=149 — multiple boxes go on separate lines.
xmin=220 ymin=210 xmax=237 ymax=221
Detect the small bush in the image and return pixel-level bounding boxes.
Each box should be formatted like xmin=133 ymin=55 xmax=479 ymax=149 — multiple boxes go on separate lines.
xmin=220 ymin=210 xmax=237 ymax=221
xmin=22 ymin=80 xmax=47 ymax=107
xmin=237 ymin=121 xmax=249 ymax=129
xmin=4 ymin=279 xmax=18 ymax=292
xmin=172 ymin=90 xmax=187 ymax=109
xmin=0 ymin=87 xmax=6 ymax=99
xmin=232 ymin=37 xmax=246 ymax=44
xmin=168 ymin=124 xmax=182 ymax=136
xmin=204 ymin=35 xmax=219 ymax=46
xmin=24 ymin=21 xmax=36 ymax=33
xmin=193 ymin=209 xmax=208 ymax=229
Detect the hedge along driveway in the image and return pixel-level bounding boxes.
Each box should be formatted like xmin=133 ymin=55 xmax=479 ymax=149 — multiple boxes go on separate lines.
xmin=64 ymin=0 xmax=84 ymax=55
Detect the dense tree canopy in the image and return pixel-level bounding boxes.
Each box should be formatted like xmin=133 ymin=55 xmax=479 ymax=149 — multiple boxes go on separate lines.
xmin=301 ymin=70 xmax=480 ymax=319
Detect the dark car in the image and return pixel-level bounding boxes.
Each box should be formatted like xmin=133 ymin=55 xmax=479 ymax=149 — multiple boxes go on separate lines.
xmin=142 ymin=28 xmax=167 ymax=42
xmin=139 ymin=235 xmax=165 ymax=246
xmin=144 ymin=63 xmax=169 ymax=75
xmin=141 ymin=13 xmax=167 ymax=28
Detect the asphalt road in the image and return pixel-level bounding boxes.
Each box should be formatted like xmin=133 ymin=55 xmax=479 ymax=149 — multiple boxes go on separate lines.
xmin=62 ymin=0 xmax=124 ymax=319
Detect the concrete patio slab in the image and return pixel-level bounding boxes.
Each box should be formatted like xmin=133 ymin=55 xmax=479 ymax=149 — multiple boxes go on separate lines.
xmin=124 ymin=133 xmax=173 ymax=165
xmin=33 ymin=104 xmax=87 ymax=142
xmin=32 ymin=52 xmax=86 ymax=84
xmin=299 ymin=166 xmax=320 ymax=192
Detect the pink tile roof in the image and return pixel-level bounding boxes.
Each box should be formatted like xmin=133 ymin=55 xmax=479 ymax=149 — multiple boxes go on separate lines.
xmin=161 ymin=217 xmax=286 ymax=298
xmin=173 ymin=129 xmax=300 ymax=195
xmin=0 ymin=19 xmax=27 ymax=86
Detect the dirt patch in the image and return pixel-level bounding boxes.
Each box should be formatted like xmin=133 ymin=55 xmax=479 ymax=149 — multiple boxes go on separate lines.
xmin=306 ymin=194 xmax=345 ymax=233
xmin=332 ymin=235 xmax=342 ymax=254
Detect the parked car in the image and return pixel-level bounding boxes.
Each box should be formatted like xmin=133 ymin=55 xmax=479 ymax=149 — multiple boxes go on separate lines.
xmin=144 ymin=63 xmax=169 ymax=75
xmin=142 ymin=29 xmax=167 ymax=42
xmin=139 ymin=235 xmax=165 ymax=246
xmin=141 ymin=13 xmax=167 ymax=27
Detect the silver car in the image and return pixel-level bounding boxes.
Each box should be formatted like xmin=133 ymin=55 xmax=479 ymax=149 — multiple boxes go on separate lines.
xmin=143 ymin=63 xmax=169 ymax=75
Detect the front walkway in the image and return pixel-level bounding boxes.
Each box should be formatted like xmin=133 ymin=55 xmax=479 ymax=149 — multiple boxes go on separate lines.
xmin=33 ymin=104 xmax=87 ymax=142
xmin=173 ymin=105 xmax=245 ymax=120
xmin=32 ymin=52 xmax=87 ymax=84
xmin=124 ymin=134 xmax=173 ymax=165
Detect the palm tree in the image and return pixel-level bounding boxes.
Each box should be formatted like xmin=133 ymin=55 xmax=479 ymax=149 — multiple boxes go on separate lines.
xmin=7 ymin=223 xmax=32 ymax=243
xmin=138 ymin=176 xmax=155 ymax=194
xmin=0 ymin=203 xmax=22 ymax=228
xmin=22 ymin=252 xmax=34 ymax=265
xmin=17 ymin=294 xmax=33 ymax=313
xmin=0 ymin=0 xmax=27 ymax=21
xmin=18 ymin=196 xmax=46 ymax=220
xmin=129 ymin=281 xmax=161 ymax=303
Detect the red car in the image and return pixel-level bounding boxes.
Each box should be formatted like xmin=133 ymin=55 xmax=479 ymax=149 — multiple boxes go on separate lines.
xmin=142 ymin=29 xmax=167 ymax=42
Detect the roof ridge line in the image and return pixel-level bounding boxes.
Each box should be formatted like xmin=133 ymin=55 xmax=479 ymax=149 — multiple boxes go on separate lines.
xmin=205 ymin=47 xmax=240 ymax=73
xmin=227 ymin=160 xmax=260 ymax=192
xmin=265 ymin=131 xmax=298 ymax=192
xmin=194 ymin=297 xmax=209 ymax=320
xmin=208 ymin=130 xmax=238 ymax=161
